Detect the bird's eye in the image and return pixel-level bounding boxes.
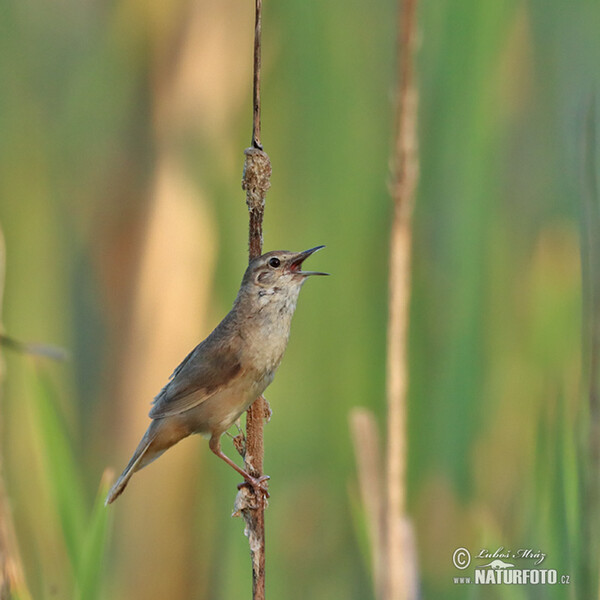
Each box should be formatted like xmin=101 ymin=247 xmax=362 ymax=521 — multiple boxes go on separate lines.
xmin=268 ymin=257 xmax=281 ymax=268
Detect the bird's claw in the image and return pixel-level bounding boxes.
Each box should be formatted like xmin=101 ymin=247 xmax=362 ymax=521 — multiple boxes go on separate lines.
xmin=237 ymin=474 xmax=270 ymax=498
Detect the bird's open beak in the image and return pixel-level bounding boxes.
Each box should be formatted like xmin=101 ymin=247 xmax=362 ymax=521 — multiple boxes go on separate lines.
xmin=289 ymin=245 xmax=329 ymax=276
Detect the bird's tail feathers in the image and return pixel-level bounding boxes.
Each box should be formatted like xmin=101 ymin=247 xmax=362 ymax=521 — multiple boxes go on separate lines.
xmin=105 ymin=430 xmax=157 ymax=505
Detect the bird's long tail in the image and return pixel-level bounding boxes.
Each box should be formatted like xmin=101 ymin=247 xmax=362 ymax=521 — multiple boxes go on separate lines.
xmin=105 ymin=427 xmax=159 ymax=505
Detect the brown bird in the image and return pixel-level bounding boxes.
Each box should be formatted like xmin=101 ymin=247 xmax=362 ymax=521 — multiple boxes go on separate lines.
xmin=106 ymin=246 xmax=328 ymax=505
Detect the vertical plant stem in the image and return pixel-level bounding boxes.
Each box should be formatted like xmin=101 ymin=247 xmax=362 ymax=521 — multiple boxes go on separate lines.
xmin=386 ymin=0 xmax=419 ymax=598
xmin=241 ymin=146 xmax=270 ymax=600
xmin=251 ymin=0 xmax=263 ymax=150
xmin=239 ymin=1 xmax=271 ymax=598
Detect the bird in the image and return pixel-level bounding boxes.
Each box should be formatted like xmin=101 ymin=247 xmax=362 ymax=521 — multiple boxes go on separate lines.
xmin=106 ymin=246 xmax=328 ymax=505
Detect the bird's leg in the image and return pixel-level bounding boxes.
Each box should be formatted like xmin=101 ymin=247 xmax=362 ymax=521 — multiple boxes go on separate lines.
xmin=209 ymin=435 xmax=269 ymax=498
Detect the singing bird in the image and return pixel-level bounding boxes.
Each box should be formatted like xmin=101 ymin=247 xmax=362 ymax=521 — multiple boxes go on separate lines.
xmin=106 ymin=246 xmax=328 ymax=504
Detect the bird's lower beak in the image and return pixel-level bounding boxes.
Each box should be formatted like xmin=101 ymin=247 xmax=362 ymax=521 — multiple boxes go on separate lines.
xmin=289 ymin=245 xmax=329 ymax=276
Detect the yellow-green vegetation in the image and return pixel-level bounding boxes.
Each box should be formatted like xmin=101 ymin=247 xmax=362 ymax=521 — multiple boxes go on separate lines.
xmin=0 ymin=1 xmax=597 ymax=598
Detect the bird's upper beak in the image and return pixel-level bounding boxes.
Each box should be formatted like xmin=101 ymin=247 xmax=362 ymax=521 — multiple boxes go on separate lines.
xmin=288 ymin=245 xmax=329 ymax=277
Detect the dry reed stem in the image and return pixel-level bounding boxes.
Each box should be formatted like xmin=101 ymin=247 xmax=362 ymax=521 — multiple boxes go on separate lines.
xmin=236 ymin=2 xmax=271 ymax=597
xmin=385 ymin=0 xmax=419 ymax=598
xmin=238 ymin=148 xmax=271 ymax=600
xmin=251 ymin=0 xmax=263 ymax=150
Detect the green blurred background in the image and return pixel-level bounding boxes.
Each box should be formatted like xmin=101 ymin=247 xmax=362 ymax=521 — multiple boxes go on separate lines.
xmin=0 ymin=0 xmax=598 ymax=598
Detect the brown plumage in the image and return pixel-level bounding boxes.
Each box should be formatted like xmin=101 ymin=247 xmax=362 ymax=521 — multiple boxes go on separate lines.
xmin=106 ymin=246 xmax=327 ymax=505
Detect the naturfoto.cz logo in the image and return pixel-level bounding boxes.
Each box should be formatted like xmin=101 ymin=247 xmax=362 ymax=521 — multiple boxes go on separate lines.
xmin=452 ymin=546 xmax=571 ymax=586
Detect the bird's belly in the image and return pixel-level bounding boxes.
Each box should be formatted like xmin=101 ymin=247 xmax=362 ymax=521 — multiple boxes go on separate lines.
xmin=184 ymin=369 xmax=274 ymax=438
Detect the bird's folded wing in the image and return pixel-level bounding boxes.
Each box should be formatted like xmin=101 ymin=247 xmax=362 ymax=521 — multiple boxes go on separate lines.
xmin=149 ymin=337 xmax=243 ymax=418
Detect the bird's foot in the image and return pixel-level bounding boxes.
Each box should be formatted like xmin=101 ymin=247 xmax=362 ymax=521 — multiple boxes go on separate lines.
xmin=237 ymin=474 xmax=270 ymax=499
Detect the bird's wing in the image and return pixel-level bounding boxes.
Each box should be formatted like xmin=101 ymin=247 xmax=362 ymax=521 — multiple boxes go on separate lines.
xmin=149 ymin=332 xmax=244 ymax=419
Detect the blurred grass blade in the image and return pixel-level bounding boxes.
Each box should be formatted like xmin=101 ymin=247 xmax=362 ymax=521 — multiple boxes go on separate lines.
xmin=0 ymin=333 xmax=69 ymax=361
xmin=349 ymin=408 xmax=383 ymax=598
xmin=28 ymin=366 xmax=87 ymax=571
xmin=0 ymin=486 xmax=33 ymax=600
xmin=347 ymin=479 xmax=375 ymax=594
xmin=74 ymin=470 xmax=113 ymax=600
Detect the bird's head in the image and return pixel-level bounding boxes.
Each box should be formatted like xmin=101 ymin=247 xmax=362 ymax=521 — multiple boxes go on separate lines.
xmin=240 ymin=246 xmax=328 ymax=305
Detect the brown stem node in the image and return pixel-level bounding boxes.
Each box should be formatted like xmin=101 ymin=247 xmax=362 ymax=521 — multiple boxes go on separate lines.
xmin=242 ymin=148 xmax=271 ymax=261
